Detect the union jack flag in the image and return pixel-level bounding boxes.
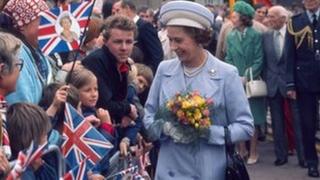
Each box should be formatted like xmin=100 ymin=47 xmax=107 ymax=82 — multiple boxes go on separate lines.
xmin=38 ymin=1 xmax=94 ymax=55
xmin=106 ymin=153 xmax=146 ymax=180
xmin=6 ymin=141 xmax=47 ymax=180
xmin=63 ymin=159 xmax=89 ymax=180
xmin=0 ymin=98 xmax=11 ymax=159
xmin=62 ymin=103 xmax=113 ymax=169
xmin=106 ymin=165 xmax=145 ymax=180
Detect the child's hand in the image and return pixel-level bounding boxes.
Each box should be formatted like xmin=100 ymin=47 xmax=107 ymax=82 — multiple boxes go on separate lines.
xmin=121 ymin=116 xmax=134 ymax=128
xmin=119 ymin=138 xmax=130 ymax=157
xmin=84 ymin=115 xmax=101 ymax=127
xmin=46 ymin=85 xmax=69 ymax=117
xmin=129 ymin=104 xmax=138 ymax=120
xmin=52 ymin=85 xmax=69 ymax=108
xmin=87 ymin=171 xmax=104 ymax=180
xmin=96 ymin=108 xmax=111 ymax=124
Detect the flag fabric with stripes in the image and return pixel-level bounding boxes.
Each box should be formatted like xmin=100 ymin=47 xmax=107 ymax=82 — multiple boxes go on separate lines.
xmin=63 ymin=159 xmax=89 ymax=180
xmin=0 ymin=98 xmax=11 ymax=159
xmin=106 ymin=153 xmax=146 ymax=180
xmin=62 ymin=103 xmax=114 ymax=169
xmin=6 ymin=141 xmax=47 ymax=180
xmin=38 ymin=1 xmax=94 ymax=55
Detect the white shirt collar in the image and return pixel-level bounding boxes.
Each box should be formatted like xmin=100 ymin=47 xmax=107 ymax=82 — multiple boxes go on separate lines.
xmin=278 ymin=25 xmax=286 ymax=37
xmin=133 ymin=15 xmax=140 ymax=23
xmin=307 ymin=9 xmax=320 ymax=22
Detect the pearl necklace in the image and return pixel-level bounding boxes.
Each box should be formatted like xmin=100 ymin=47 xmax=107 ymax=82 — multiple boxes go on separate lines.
xmin=182 ymin=53 xmax=207 ymax=77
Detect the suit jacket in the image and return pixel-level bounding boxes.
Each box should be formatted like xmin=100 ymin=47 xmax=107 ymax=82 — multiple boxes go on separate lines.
xmin=135 ymin=18 xmax=163 ymax=72
xmin=285 ymin=12 xmax=320 ymax=93
xmin=263 ymin=30 xmax=287 ymax=97
xmin=143 ymin=52 xmax=254 ymax=179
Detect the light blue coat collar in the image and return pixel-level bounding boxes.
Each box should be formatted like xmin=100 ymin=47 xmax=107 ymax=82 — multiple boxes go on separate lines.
xmin=162 ymin=51 xmax=221 ymax=80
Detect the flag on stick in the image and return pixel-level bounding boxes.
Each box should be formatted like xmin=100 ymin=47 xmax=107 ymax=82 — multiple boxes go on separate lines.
xmin=38 ymin=1 xmax=94 ymax=55
xmin=62 ymin=103 xmax=113 ymax=169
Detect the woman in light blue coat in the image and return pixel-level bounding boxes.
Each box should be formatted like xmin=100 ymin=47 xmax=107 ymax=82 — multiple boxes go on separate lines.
xmin=143 ymin=1 xmax=254 ymax=179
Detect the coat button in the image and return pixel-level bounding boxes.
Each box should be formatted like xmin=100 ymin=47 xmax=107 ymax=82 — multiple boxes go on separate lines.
xmin=315 ymin=39 xmax=319 ymax=43
xmin=168 ymin=171 xmax=175 ymax=177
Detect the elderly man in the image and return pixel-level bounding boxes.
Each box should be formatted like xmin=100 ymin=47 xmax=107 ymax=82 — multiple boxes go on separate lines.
xmin=263 ymin=5 xmax=306 ymax=168
xmin=285 ymin=0 xmax=320 ymax=177
xmin=113 ymin=0 xmax=163 ymax=72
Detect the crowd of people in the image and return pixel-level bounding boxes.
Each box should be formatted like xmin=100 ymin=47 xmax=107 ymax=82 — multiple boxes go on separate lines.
xmin=0 ymin=0 xmax=319 ymax=179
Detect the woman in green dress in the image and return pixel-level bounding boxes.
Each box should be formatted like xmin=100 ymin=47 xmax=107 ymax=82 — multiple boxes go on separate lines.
xmin=225 ymin=1 xmax=266 ymax=165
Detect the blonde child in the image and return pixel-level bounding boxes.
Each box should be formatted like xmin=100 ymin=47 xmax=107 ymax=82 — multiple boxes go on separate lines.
xmin=69 ymin=68 xmax=114 ymax=137
xmin=70 ymin=68 xmax=141 ymax=158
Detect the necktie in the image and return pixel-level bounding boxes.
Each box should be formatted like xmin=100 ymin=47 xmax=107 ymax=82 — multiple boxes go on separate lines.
xmin=313 ymin=13 xmax=318 ymax=28
xmin=274 ymin=31 xmax=282 ymax=59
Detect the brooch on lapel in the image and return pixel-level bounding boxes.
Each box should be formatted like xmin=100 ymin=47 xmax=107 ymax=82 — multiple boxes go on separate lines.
xmin=208 ymin=69 xmax=216 ymax=77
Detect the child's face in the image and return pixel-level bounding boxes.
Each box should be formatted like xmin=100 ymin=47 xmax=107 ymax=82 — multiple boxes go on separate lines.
xmin=79 ymin=78 xmax=98 ymax=107
xmin=135 ymin=75 xmax=149 ymax=94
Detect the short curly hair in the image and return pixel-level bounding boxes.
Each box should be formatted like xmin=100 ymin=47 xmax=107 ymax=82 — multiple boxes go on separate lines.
xmin=240 ymin=14 xmax=253 ymax=27
xmin=102 ymin=15 xmax=137 ymax=40
xmin=181 ymin=26 xmax=213 ymax=45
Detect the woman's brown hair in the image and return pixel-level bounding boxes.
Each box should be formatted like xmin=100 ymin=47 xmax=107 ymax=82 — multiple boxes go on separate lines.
xmin=181 ymin=26 xmax=213 ymax=46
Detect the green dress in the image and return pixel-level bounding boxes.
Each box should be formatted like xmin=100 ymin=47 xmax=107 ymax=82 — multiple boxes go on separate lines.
xmin=225 ymin=27 xmax=266 ymax=125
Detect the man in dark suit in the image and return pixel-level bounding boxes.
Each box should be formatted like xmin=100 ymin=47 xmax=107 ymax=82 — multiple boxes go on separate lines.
xmin=285 ymin=0 xmax=320 ymax=177
xmin=263 ymin=5 xmax=306 ymax=168
xmin=113 ymin=0 xmax=163 ymax=73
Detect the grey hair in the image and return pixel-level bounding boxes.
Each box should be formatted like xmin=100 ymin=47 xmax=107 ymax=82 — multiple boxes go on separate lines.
xmin=269 ymin=5 xmax=289 ymax=21
xmin=0 ymin=32 xmax=21 ymax=74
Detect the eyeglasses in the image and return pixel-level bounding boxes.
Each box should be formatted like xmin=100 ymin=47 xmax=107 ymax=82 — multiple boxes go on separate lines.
xmin=15 ymin=59 xmax=24 ymax=71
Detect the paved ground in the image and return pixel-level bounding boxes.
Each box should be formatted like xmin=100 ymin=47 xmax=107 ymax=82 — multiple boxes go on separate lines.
xmin=247 ymin=141 xmax=319 ymax=180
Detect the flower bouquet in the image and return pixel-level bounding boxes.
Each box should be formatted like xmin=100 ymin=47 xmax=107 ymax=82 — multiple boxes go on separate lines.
xmin=156 ymin=90 xmax=213 ymax=144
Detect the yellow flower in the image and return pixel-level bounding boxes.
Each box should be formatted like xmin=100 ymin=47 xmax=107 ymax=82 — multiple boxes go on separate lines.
xmin=190 ymin=118 xmax=195 ymax=124
xmin=194 ymin=109 xmax=202 ymax=120
xmin=182 ymin=101 xmax=192 ymax=109
xmin=193 ymin=95 xmax=205 ymax=106
xmin=195 ymin=123 xmax=199 ymax=129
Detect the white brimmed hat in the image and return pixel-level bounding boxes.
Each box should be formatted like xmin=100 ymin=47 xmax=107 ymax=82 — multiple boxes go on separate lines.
xmin=159 ymin=1 xmax=214 ymax=30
